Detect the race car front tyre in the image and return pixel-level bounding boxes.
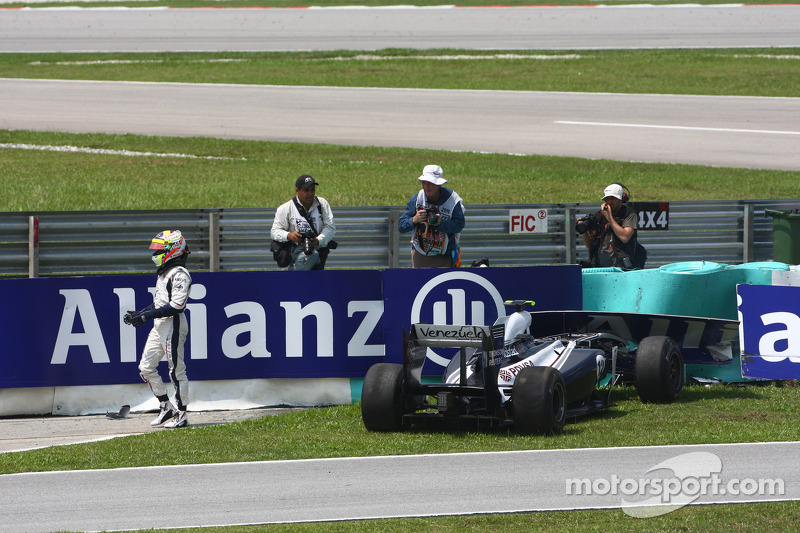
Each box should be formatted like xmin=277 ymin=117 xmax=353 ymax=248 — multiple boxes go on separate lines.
xmin=361 ymin=363 xmax=406 ymax=432
xmin=512 ymin=366 xmax=567 ymax=435
xmin=634 ymin=336 xmax=684 ymax=403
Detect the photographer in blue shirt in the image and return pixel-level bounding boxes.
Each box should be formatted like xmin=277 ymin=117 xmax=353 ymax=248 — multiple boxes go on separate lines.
xmin=398 ymin=165 xmax=466 ymax=268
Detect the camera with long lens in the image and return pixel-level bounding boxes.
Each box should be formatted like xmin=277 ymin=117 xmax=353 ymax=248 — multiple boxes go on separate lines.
xmin=300 ymin=231 xmax=316 ymax=255
xmin=575 ymin=213 xmax=601 ymax=235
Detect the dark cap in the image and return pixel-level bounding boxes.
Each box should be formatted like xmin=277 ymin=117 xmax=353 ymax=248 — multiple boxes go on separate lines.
xmin=295 ymin=175 xmax=318 ymax=189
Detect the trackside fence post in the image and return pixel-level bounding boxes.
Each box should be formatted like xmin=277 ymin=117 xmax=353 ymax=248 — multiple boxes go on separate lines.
xmin=564 ymin=207 xmax=577 ymax=266
xmin=743 ymin=204 xmax=754 ymax=264
xmin=209 ymin=211 xmax=220 ymax=272
xmin=28 ymin=215 xmax=39 ymax=278
xmin=389 ymin=207 xmax=401 ymax=269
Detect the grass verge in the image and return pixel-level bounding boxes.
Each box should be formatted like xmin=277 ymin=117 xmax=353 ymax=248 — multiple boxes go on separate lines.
xmin=3 ymin=48 xmax=799 ymax=98
xmin=2 ymin=383 xmax=798 ymax=474
xmin=89 ymin=502 xmax=800 ymax=533
xmin=3 ymin=129 xmax=799 ymax=211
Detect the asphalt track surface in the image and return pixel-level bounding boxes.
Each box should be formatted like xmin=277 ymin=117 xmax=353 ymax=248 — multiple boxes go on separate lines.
xmin=3 ymin=78 xmax=798 ymax=170
xmin=1 ymin=4 xmax=799 ymax=531
xmin=1 ymin=427 xmax=799 ymax=532
xmin=1 ymin=5 xmax=799 ymax=169
xmin=1 ymin=5 xmax=799 ymax=52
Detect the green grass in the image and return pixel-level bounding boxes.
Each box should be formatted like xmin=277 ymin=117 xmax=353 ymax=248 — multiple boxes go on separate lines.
xmin=2 ymin=129 xmax=799 ymax=211
xmin=3 ymin=384 xmax=798 ymax=474
xmin=71 ymin=502 xmax=800 ymax=533
xmin=4 ymin=48 xmax=800 ymax=97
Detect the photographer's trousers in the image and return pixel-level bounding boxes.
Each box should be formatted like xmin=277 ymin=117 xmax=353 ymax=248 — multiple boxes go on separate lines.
xmin=139 ymin=314 xmax=189 ymax=410
xmin=289 ymin=247 xmax=320 ymax=271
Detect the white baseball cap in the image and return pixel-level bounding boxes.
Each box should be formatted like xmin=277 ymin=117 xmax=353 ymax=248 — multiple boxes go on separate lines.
xmin=603 ymin=183 xmax=624 ymax=200
xmin=418 ymin=164 xmax=446 ymax=185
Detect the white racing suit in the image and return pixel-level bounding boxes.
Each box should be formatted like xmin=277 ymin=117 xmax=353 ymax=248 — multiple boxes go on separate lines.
xmin=138 ymin=264 xmax=192 ymax=411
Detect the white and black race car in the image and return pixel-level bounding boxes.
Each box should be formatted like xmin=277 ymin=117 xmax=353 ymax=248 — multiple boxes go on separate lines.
xmin=361 ymin=301 xmax=738 ymax=435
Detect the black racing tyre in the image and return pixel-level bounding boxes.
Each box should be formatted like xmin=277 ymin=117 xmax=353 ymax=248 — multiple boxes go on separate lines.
xmin=512 ymin=366 xmax=567 ymax=435
xmin=361 ymin=363 xmax=406 ymax=432
xmin=634 ymin=336 xmax=684 ymax=403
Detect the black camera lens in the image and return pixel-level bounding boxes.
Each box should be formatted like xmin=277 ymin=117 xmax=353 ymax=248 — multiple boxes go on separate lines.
xmin=575 ymin=214 xmax=598 ymax=235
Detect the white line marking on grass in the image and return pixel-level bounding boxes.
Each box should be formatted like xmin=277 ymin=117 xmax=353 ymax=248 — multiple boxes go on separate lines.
xmin=26 ymin=55 xmax=581 ymax=65
xmin=0 ymin=143 xmax=243 ymax=159
xmin=555 ymin=121 xmax=800 ymax=136
xmin=730 ymin=54 xmax=800 ymax=60
xmin=28 ymin=58 xmax=248 ymax=66
xmin=326 ymin=53 xmax=583 ymax=60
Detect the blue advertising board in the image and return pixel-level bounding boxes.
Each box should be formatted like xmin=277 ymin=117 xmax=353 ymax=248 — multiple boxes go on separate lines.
xmin=0 ymin=266 xmax=581 ymax=389
xmin=738 ymin=283 xmax=800 ymax=380
xmin=382 ymin=265 xmax=582 ymax=373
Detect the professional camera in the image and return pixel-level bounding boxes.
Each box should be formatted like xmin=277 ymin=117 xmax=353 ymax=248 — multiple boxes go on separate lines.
xmin=300 ymin=231 xmax=316 ymax=255
xmin=420 ymin=206 xmax=441 ymax=226
xmin=575 ymin=213 xmax=601 ymax=235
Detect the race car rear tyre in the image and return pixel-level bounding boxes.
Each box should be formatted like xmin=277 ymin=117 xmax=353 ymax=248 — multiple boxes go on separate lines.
xmin=512 ymin=366 xmax=567 ymax=435
xmin=361 ymin=363 xmax=406 ymax=432
xmin=634 ymin=336 xmax=684 ymax=403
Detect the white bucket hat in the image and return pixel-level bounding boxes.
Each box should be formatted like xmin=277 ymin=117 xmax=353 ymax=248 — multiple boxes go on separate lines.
xmin=418 ymin=164 xmax=446 ymax=186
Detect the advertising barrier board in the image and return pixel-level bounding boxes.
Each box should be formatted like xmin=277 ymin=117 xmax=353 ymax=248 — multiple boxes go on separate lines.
xmin=382 ymin=265 xmax=581 ymax=373
xmin=738 ymin=283 xmax=800 ymax=380
xmin=0 ymin=266 xmax=582 ymax=388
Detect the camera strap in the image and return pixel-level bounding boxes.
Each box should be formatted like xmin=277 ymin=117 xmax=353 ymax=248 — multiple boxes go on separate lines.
xmin=292 ymin=197 xmax=319 ymax=238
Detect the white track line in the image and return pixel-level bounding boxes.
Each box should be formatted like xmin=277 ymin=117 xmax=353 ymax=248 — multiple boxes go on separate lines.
xmin=556 ymin=120 xmax=800 ymax=136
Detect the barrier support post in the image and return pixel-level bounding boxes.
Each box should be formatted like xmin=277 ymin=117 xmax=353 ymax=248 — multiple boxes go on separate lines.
xmin=209 ymin=212 xmax=220 ymax=272
xmin=743 ymin=204 xmax=754 ymax=264
xmin=28 ymin=215 xmax=39 ymax=278
xmin=564 ymin=207 xmax=577 ymax=266
xmin=389 ymin=208 xmax=401 ymax=269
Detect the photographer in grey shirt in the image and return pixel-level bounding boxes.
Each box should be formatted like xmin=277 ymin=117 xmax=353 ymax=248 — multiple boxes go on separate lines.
xmin=580 ymin=183 xmax=645 ymax=270
xmin=270 ymin=175 xmax=337 ymax=271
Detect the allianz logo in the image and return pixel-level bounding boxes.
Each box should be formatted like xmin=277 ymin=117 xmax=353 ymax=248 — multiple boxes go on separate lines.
xmin=409 ymin=272 xmax=507 ymax=367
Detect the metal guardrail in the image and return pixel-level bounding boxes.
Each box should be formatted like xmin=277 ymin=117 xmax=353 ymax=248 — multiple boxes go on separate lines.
xmin=2 ymin=199 xmax=799 ymax=277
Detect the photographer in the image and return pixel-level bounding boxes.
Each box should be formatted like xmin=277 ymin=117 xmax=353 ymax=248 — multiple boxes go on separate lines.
xmin=579 ymin=183 xmax=646 ymax=270
xmin=398 ymin=164 xmax=465 ymax=268
xmin=270 ymin=174 xmax=337 ymax=271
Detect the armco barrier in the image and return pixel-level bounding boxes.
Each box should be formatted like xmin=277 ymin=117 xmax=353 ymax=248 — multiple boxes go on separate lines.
xmin=2 ymin=199 xmax=799 ymax=278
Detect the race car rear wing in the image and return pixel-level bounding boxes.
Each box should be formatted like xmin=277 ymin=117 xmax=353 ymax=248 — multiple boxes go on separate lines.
xmin=409 ymin=324 xmax=493 ymax=348
xmin=403 ymin=323 xmax=506 ymax=413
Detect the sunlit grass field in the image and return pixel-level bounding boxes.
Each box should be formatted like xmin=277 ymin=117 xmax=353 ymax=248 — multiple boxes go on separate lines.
xmin=3 ymin=48 xmax=799 ymax=97
xmin=2 ymin=129 xmax=799 ymax=212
